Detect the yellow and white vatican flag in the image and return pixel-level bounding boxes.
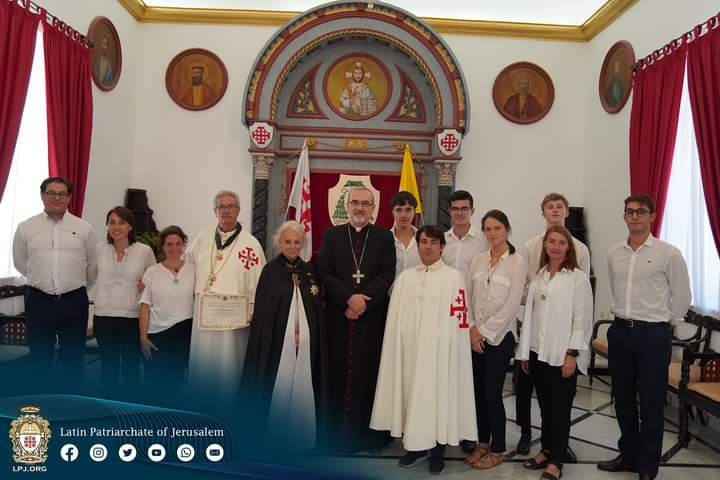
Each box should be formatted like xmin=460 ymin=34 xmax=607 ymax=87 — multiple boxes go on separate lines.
xmin=286 ymin=139 xmax=313 ymax=260
xmin=399 ymin=143 xmax=423 ymax=214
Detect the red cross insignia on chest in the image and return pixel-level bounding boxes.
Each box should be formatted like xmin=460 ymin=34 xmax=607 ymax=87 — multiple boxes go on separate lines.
xmin=238 ymin=247 xmax=260 ymax=270
xmin=450 ymin=288 xmax=469 ymax=328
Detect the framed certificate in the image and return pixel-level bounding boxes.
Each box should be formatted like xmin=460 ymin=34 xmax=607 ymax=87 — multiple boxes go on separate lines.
xmin=197 ymin=293 xmax=250 ymax=330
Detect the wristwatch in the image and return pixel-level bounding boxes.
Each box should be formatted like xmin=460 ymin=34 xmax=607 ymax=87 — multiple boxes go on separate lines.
xmin=566 ymin=349 xmax=580 ymax=358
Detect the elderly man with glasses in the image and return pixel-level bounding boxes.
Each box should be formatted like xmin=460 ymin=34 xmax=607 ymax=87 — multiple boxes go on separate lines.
xmin=13 ymin=176 xmax=99 ymax=390
xmin=186 ymin=190 xmax=265 ymax=401
xmin=317 ymin=186 xmax=396 ymax=453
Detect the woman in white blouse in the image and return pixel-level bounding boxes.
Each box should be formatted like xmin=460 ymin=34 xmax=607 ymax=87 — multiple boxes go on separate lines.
xmin=517 ymin=225 xmax=593 ymax=480
xmin=139 ymin=225 xmax=195 ymax=394
xmin=465 ymin=210 xmax=527 ymax=470
xmin=93 ymin=207 xmax=155 ymax=394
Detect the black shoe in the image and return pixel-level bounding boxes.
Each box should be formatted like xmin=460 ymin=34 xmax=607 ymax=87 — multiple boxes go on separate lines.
xmin=638 ymin=473 xmax=655 ymax=480
xmin=597 ymin=455 xmax=637 ymax=473
xmin=398 ymin=450 xmax=428 ymax=468
xmin=564 ymin=445 xmax=577 ymax=463
xmin=429 ymin=455 xmax=445 ymax=475
xmin=460 ymin=440 xmax=476 ymax=454
xmin=516 ymin=434 xmax=531 ymax=455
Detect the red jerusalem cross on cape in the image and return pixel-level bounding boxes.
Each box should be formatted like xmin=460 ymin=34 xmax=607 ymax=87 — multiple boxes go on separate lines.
xmin=286 ymin=138 xmax=313 ymax=260
xmin=451 ymin=288 xmax=469 ymax=328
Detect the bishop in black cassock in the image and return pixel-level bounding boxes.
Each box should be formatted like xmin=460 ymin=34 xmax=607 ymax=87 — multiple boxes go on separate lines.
xmin=317 ymin=187 xmax=396 ymax=452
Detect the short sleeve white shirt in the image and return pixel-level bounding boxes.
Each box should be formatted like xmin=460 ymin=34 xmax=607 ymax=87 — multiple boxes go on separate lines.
xmin=140 ymin=263 xmax=195 ymax=334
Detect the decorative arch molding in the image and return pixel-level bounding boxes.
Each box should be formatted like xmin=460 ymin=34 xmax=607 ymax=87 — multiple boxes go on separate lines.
xmin=243 ymin=2 xmax=471 ymax=251
xmin=242 ymin=2 xmax=470 ymax=133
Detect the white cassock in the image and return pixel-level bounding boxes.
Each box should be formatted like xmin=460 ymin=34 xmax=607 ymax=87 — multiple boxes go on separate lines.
xmin=186 ymin=226 xmax=265 ymax=396
xmin=370 ymin=259 xmax=477 ymax=451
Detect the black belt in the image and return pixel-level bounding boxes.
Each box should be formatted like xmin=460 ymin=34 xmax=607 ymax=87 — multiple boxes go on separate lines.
xmin=28 ymin=286 xmax=85 ymax=301
xmin=614 ymin=316 xmax=670 ymax=328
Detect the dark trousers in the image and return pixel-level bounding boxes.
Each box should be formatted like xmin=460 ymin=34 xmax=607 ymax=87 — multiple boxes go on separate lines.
xmin=94 ymin=316 xmax=141 ymax=393
xmin=26 ymin=286 xmax=88 ymax=389
xmin=144 ymin=319 xmax=192 ymax=395
xmin=472 ymin=331 xmax=515 ymax=453
xmin=607 ymin=321 xmax=672 ymax=477
xmin=531 ymin=351 xmax=576 ymax=469
xmin=514 ymin=360 xmax=534 ymax=435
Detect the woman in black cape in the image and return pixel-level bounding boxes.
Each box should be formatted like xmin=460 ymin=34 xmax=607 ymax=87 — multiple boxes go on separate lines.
xmin=240 ymin=220 xmax=329 ymax=451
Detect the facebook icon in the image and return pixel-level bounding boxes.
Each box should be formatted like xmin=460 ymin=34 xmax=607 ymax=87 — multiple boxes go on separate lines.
xmin=60 ymin=444 xmax=79 ymax=462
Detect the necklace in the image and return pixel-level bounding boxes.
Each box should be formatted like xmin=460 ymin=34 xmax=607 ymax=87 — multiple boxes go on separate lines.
xmin=206 ymin=234 xmax=240 ymax=292
xmin=163 ymin=261 xmax=183 ymax=283
xmin=347 ymin=224 xmax=370 ymax=285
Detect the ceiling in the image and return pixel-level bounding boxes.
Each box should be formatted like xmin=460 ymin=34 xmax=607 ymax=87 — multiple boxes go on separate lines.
xmin=120 ymin=0 xmax=639 ymax=41
xmin=140 ymin=0 xmax=609 ymax=25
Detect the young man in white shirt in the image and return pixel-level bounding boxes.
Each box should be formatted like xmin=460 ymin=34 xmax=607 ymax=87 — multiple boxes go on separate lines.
xmin=441 ymin=189 xmax=488 ymax=454
xmin=13 ymin=177 xmax=99 ymax=389
xmin=389 ymin=191 xmax=420 ymax=280
xmin=598 ymin=194 xmax=690 ymax=480
xmin=516 ymin=193 xmax=590 ymax=459
xmin=442 ymin=190 xmax=489 ymax=281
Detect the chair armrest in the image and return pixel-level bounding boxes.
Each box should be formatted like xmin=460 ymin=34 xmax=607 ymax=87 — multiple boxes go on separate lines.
xmin=680 ymin=350 xmax=720 ymax=388
xmin=591 ymin=319 xmax=614 ymax=340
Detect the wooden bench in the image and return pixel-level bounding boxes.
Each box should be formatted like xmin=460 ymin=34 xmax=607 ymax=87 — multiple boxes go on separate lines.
xmin=663 ymin=314 xmax=720 ymax=460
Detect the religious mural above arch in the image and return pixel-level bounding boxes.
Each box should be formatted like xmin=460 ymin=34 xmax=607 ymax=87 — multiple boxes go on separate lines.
xmin=287 ymin=63 xmax=327 ymax=119
xmin=324 ymin=53 xmax=391 ymax=120
xmin=387 ymin=67 xmax=426 ymax=123
xmin=242 ymin=1 xmax=472 ymax=250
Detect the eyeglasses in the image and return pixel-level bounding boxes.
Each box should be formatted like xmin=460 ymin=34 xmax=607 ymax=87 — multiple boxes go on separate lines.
xmin=624 ymin=208 xmax=650 ymax=217
xmin=43 ymin=190 xmax=69 ymax=199
xmin=215 ymin=204 xmax=240 ymax=211
xmin=450 ymin=206 xmax=471 ymax=213
xmin=348 ymin=200 xmax=373 ymax=208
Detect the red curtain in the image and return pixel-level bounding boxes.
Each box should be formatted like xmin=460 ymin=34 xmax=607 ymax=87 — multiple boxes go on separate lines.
xmin=687 ymin=21 xmax=720 ymax=255
xmin=629 ymin=42 xmax=687 ymax=236
xmin=0 ymin=1 xmax=39 ymax=201
xmin=42 ymin=13 xmax=93 ymax=215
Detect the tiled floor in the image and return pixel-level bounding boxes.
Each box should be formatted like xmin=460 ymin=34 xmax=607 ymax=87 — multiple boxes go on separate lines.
xmin=3 ymin=343 xmax=719 ymax=479
xmin=314 ymin=375 xmax=720 ymax=480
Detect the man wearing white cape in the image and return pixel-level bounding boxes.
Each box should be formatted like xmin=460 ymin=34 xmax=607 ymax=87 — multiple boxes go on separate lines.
xmin=187 ymin=190 xmax=265 ymax=399
xmin=371 ymin=225 xmax=477 ymax=475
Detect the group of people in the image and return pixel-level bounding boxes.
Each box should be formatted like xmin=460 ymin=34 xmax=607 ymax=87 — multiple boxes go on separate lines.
xmin=12 ymin=176 xmax=690 ymax=480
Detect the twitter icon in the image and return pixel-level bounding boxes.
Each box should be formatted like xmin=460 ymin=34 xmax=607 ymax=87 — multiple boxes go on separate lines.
xmin=118 ymin=444 xmax=137 ymax=462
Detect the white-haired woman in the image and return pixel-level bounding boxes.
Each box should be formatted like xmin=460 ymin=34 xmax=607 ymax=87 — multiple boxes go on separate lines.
xmin=240 ymin=221 xmax=329 ymax=451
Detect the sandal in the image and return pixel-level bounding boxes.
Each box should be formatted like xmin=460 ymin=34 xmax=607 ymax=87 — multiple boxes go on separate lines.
xmin=464 ymin=443 xmax=489 ymax=464
xmin=471 ymin=452 xmax=504 ymax=470
xmin=540 ymin=465 xmax=563 ymax=480
xmin=524 ymin=450 xmax=550 ymax=470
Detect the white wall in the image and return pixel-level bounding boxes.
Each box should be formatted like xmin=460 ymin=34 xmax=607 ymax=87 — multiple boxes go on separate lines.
xmin=128 ymin=23 xmax=276 ymax=239
xmin=582 ymin=0 xmax=720 ymax=319
xmin=44 ymin=0 xmax=720 ymax=318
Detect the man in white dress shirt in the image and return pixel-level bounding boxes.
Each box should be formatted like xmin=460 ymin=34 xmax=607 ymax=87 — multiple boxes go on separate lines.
xmin=186 ymin=190 xmax=265 ymax=400
xmin=516 ymin=192 xmax=590 ymax=458
xmin=390 ymin=191 xmax=420 ymax=280
xmin=442 ymin=190 xmax=489 ymax=281
xmin=597 ymin=194 xmax=690 ymax=480
xmin=13 ymin=177 xmax=98 ymax=388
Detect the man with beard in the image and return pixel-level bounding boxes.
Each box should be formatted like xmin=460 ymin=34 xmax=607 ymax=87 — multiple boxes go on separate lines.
xmin=317 ymin=186 xmax=395 ymax=452
xmin=180 ymin=64 xmax=218 ymax=107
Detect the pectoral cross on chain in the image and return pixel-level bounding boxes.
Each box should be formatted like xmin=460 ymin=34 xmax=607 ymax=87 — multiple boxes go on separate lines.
xmin=352 ymin=269 xmax=365 ymax=285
